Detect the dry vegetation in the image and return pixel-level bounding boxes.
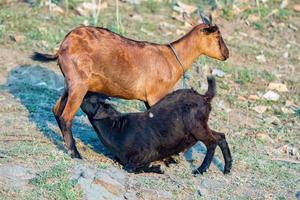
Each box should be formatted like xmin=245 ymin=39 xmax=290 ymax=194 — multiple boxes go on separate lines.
xmin=0 ymin=0 xmax=299 ymax=199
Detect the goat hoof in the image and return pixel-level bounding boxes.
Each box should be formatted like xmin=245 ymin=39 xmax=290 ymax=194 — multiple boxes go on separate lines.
xmin=69 ymin=150 xmax=82 ymax=159
xmin=192 ymin=169 xmax=205 ymax=175
xmin=223 ymin=169 xmax=231 ymax=175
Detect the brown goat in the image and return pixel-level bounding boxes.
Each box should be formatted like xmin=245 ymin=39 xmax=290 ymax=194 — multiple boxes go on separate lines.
xmin=80 ymin=76 xmax=232 ymax=174
xmin=32 ymin=19 xmax=229 ymax=158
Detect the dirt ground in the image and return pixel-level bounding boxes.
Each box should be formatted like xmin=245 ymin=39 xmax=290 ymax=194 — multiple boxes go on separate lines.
xmin=0 ymin=0 xmax=299 ymax=199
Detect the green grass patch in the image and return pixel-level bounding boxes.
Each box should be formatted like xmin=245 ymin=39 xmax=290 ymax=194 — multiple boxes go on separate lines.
xmin=29 ymin=162 xmax=82 ymax=200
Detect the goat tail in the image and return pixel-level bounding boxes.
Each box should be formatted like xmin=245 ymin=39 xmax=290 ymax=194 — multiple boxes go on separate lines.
xmin=31 ymin=52 xmax=58 ymax=62
xmin=205 ymin=76 xmax=216 ymax=101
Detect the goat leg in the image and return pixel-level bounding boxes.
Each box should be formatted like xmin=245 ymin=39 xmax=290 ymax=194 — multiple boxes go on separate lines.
xmin=193 ymin=142 xmax=217 ymax=175
xmin=124 ymin=163 xmax=164 ymax=174
xmin=211 ymin=130 xmax=232 ymax=174
xmin=143 ymin=101 xmax=151 ymax=110
xmin=163 ymin=156 xmax=178 ymax=167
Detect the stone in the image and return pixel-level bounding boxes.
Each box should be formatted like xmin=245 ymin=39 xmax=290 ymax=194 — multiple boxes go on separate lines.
xmin=173 ymin=1 xmax=197 ymax=14
xmin=280 ymin=0 xmax=288 ymax=9
xmin=268 ymin=82 xmax=288 ymax=92
xmin=0 ymin=164 xmax=35 ymax=188
xmin=294 ymin=4 xmax=300 ymax=12
xmin=10 ymin=34 xmax=26 ymax=43
xmin=75 ymin=2 xmax=107 ymax=17
xmin=263 ymin=91 xmax=280 ymax=101
xmin=126 ymin=0 xmax=141 ymax=5
xmin=253 ymin=105 xmax=268 ymax=114
xmin=52 ymin=5 xmax=64 ymax=15
xmin=281 ymin=107 xmax=294 ymax=114
xmin=139 ymin=188 xmax=172 ymax=200
xmin=70 ymin=163 xmax=126 ymax=200
xmin=248 ymin=94 xmax=260 ymax=100
xmin=212 ymin=69 xmax=226 ymax=77
xmin=256 ymin=54 xmax=266 ymax=63
xmin=281 ymin=145 xmax=297 ymax=156
xmin=264 ymin=116 xmax=280 ymax=125
xmin=256 ymin=133 xmax=274 ymax=144
xmin=238 ymin=95 xmax=247 ymax=101
xmin=248 ymin=14 xmax=259 ymax=22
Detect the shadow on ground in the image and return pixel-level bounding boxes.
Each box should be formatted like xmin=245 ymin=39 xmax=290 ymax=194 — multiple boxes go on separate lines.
xmin=4 ymin=65 xmax=110 ymax=157
xmin=4 ymin=64 xmax=225 ymax=173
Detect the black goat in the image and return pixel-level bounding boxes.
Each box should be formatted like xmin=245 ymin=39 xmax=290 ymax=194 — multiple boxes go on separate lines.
xmin=80 ymin=77 xmax=232 ymax=174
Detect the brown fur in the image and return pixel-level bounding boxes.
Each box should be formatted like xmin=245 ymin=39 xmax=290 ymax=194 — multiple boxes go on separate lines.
xmin=32 ymin=24 xmax=229 ymax=158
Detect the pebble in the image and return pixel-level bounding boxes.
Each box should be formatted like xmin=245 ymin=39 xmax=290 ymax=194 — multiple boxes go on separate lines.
xmin=263 ymin=91 xmax=280 ymax=101
xmin=268 ymin=82 xmax=288 ymax=92
xmin=253 ymin=105 xmax=268 ymax=114
xmin=212 ymin=69 xmax=226 ymax=77
xmin=256 ymin=54 xmax=266 ymax=63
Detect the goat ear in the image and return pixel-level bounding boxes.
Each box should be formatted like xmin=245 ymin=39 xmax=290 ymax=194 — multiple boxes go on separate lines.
xmin=182 ymin=12 xmax=197 ymax=26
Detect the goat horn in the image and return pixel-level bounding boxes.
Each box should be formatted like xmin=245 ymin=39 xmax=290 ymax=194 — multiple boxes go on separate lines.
xmin=197 ymin=9 xmax=211 ymax=25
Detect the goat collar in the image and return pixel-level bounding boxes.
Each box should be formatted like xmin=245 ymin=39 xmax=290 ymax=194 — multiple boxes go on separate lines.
xmin=168 ymin=43 xmax=187 ymax=88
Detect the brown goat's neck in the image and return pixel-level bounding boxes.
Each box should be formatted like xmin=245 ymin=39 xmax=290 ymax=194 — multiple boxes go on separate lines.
xmin=170 ymin=28 xmax=202 ymax=71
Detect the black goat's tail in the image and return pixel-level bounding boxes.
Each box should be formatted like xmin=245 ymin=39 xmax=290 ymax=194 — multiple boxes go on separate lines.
xmin=31 ymin=52 xmax=58 ymax=62
xmin=205 ymin=76 xmax=216 ymax=102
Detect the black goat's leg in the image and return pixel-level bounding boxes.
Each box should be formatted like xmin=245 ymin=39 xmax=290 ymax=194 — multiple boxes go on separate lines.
xmin=193 ymin=141 xmax=217 ymax=175
xmin=191 ymin=129 xmax=217 ymax=175
xmin=143 ymin=101 xmax=151 ymax=110
xmin=164 ymin=156 xmax=178 ymax=167
xmin=125 ymin=162 xmax=163 ymax=174
xmin=211 ymin=130 xmax=232 ymax=174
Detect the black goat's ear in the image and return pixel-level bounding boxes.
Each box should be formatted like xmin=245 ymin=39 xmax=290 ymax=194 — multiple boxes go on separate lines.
xmin=201 ymin=26 xmax=218 ymax=34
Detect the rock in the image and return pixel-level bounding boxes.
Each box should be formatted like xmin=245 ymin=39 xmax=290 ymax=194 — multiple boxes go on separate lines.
xmin=139 ymin=188 xmax=172 ymax=200
xmin=294 ymin=4 xmax=300 ymax=12
xmin=10 ymin=34 xmax=26 ymax=43
xmin=129 ymin=13 xmax=143 ymax=21
xmin=264 ymin=116 xmax=280 ymax=125
xmin=216 ymin=100 xmax=232 ymax=112
xmin=280 ymin=0 xmax=288 ymax=9
xmin=256 ymin=133 xmax=274 ymax=144
xmin=256 ymin=54 xmax=266 ymax=63
xmin=263 ymin=91 xmax=280 ymax=101
xmin=248 ymin=14 xmax=260 ymax=22
xmin=126 ymin=0 xmax=141 ymax=4
xmin=0 ymin=164 xmax=35 ymax=188
xmin=75 ymin=2 xmax=107 ymax=17
xmin=253 ymin=105 xmax=268 ymax=114
xmin=281 ymin=107 xmax=294 ymax=114
xmin=173 ymin=1 xmax=197 ymax=14
xmin=283 ymin=51 xmax=289 ymax=58
xmin=83 ymin=19 xmax=89 ymax=26
xmin=281 ymin=145 xmax=297 ymax=156
xmin=198 ymin=187 xmax=209 ymax=197
xmin=70 ymin=164 xmax=126 ymax=200
xmin=176 ymin=29 xmax=185 ymax=35
xmin=288 ymin=24 xmax=298 ymax=31
xmin=238 ymin=95 xmax=247 ymax=101
xmin=52 ymin=5 xmax=64 ymax=15
xmin=76 ymin=2 xmax=97 ymax=16
xmin=212 ymin=69 xmax=226 ymax=77
xmin=268 ymin=82 xmax=288 ymax=92
xmin=248 ymin=94 xmax=260 ymax=100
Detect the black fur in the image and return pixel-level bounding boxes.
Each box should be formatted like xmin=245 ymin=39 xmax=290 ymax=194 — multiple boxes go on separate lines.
xmin=81 ymin=76 xmax=232 ymax=174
